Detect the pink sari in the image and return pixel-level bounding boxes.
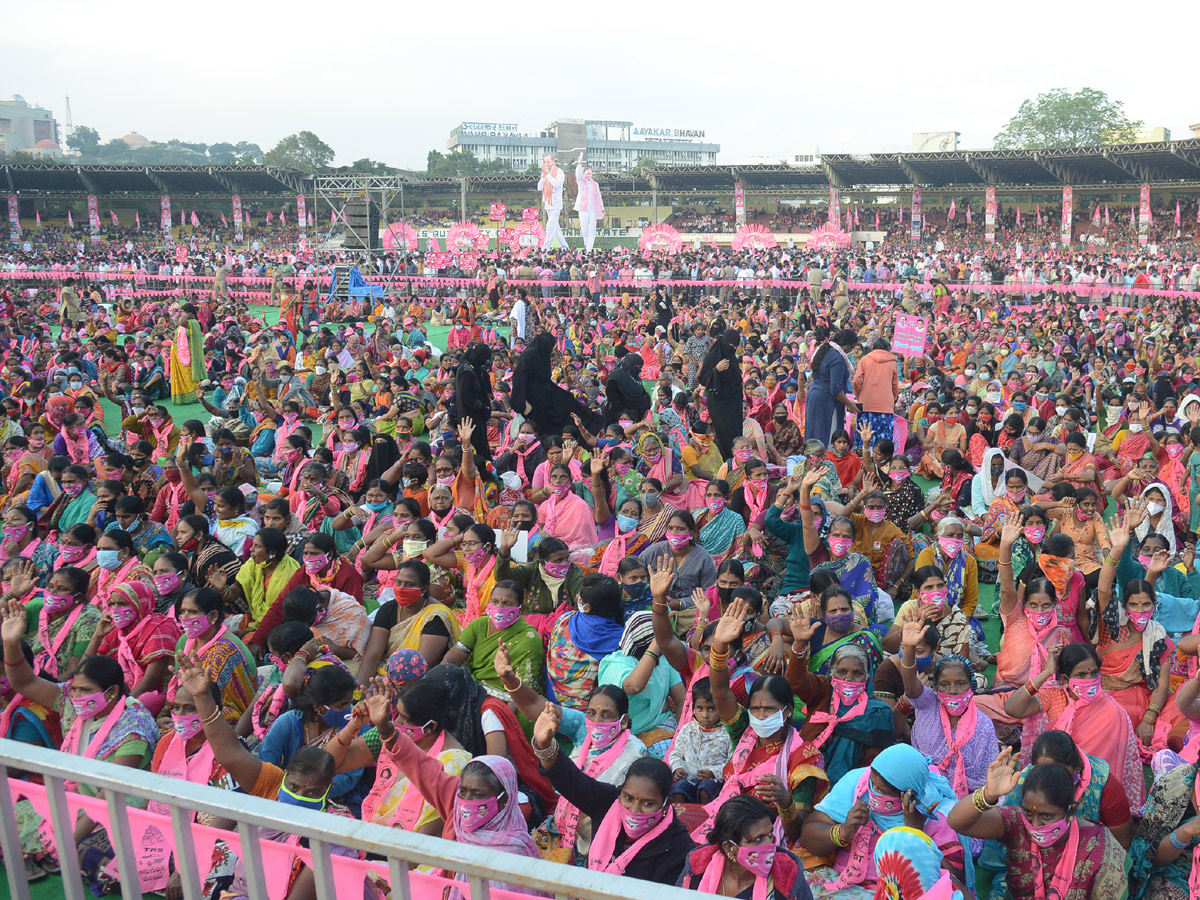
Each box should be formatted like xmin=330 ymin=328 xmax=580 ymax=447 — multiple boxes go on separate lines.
xmin=538 ymin=492 xmax=598 ymax=559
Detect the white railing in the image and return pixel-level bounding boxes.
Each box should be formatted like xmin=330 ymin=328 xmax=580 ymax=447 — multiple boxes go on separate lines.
xmin=0 ymin=739 xmax=701 ymax=900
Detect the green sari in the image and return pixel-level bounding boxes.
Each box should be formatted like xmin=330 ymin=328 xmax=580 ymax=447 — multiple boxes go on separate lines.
xmin=455 ymin=615 xmax=545 ymax=697
xmin=809 ymin=627 xmax=884 ymax=675
xmin=49 ymin=488 xmax=97 ymax=532
xmin=695 ymin=506 xmax=744 ymax=566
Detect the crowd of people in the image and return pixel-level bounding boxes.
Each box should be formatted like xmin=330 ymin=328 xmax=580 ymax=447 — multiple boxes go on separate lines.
xmin=2 ymin=210 xmax=1200 ymax=900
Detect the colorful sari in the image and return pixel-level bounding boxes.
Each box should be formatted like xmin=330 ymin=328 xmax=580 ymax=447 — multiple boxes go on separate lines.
xmin=991 ymin=807 xmax=1127 ymax=900
xmin=169 ymin=319 xmax=206 ymax=404
xmin=384 ymin=602 xmax=461 ymax=658
xmin=173 ymin=629 xmax=257 ymax=720
xmin=694 ymin=506 xmax=745 ymax=566
xmin=916 ymin=420 xmax=965 ymax=480
xmin=1008 ymin=434 xmax=1063 ymax=481
xmin=809 ymin=626 xmax=884 ymax=676
xmin=811 ymin=550 xmax=877 ymax=621
xmin=546 ymin=612 xmax=624 ymax=711
xmin=1128 ymin=761 xmax=1197 ymax=900
xmin=1097 ymin=612 xmax=1170 ymax=750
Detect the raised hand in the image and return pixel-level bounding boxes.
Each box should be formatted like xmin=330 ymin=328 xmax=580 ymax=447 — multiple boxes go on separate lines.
xmin=498 ymin=528 xmax=518 ymax=554
xmin=801 ymin=466 xmax=827 ymax=488
xmin=648 ymin=554 xmax=675 ymax=601
xmin=841 ymin=800 xmax=870 ymax=842
xmin=364 ymin=677 xmax=393 ymax=729
xmin=458 ymin=417 xmax=475 ymax=445
xmin=984 ymin=746 xmax=1022 ymax=804
xmin=900 ymin=617 xmax=926 ymax=651
xmin=493 ymin=638 xmax=514 ymax=681
xmin=174 ymin=650 xmax=213 ymax=700
xmin=999 ymin=519 xmax=1023 ymax=549
xmin=787 ymin=605 xmax=819 ymax=642
xmin=532 ymin=703 xmax=562 ymax=750
xmin=0 ymin=599 xmax=27 ymax=645
xmin=713 ymin=596 xmax=750 ymax=648
xmin=1147 ymin=549 xmax=1171 ymax=577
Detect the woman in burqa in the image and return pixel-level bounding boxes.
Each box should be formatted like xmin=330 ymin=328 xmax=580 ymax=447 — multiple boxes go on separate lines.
xmin=509 ymin=332 xmax=596 ymax=435
xmin=603 ymin=353 xmax=651 ymax=427
xmin=697 ymin=328 xmax=743 ymax=460
xmin=454 ymin=342 xmax=495 ymax=461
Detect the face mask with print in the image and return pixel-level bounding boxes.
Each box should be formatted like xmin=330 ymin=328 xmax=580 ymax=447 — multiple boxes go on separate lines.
xmin=303 ymin=553 xmax=329 ymax=574
xmin=542 ymin=561 xmax=571 ymax=579
xmin=827 ymin=536 xmax=852 ymax=558
xmin=454 ymin=793 xmax=504 ymax=835
xmin=1019 ymin=811 xmax=1070 ymax=848
xmin=622 ymin=804 xmax=668 ymax=839
xmin=584 ymin=717 xmax=623 ymax=748
xmin=938 ymin=690 xmax=973 ymax=716
xmin=1023 ymin=525 xmax=1045 ymax=544
xmin=864 ymin=508 xmax=886 ymax=524
xmin=867 ymin=788 xmax=904 ymax=816
xmin=179 ymin=614 xmax=211 ymax=638
xmin=1069 ymin=675 xmax=1102 ymax=703
xmin=830 ymin=678 xmax=864 ymax=706
xmin=666 ymin=531 xmax=691 ymax=549
xmin=920 ymin=588 xmax=948 ymax=610
xmin=172 ymin=713 xmax=204 ymax=740
xmin=938 ymin=536 xmax=964 ymax=558
xmin=1127 ymin=608 xmax=1154 ymax=631
xmin=486 ymin=604 xmax=521 ymax=630
xmin=107 ymin=606 xmax=138 ymax=630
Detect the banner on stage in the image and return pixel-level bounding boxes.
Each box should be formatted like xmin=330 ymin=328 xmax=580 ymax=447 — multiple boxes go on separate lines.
xmin=296 ymin=195 xmax=307 ymax=232
xmin=160 ymin=196 xmax=172 ymax=233
xmin=1138 ymin=184 xmax=1150 ymax=246
xmin=87 ymin=196 xmax=100 ymax=235
xmin=910 ymin=189 xmax=922 ymax=241
xmin=734 ymin=183 xmax=746 ymax=229
xmin=6 ymin=195 xmax=17 ymax=241
xmin=984 ymin=188 xmax=996 ymax=243
xmin=828 ymin=187 xmax=840 ymax=227
xmin=232 ymin=195 xmax=244 ymax=241
xmin=1060 ymin=186 xmax=1073 ymax=246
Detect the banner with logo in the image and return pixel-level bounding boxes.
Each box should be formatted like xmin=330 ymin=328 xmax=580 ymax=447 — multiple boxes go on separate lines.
xmin=160 ymin=196 xmax=172 ymax=233
xmin=1138 ymin=184 xmax=1150 ymax=246
xmin=232 ymin=195 xmax=243 ymax=241
xmin=828 ymin=187 xmax=840 ymax=227
xmin=734 ymin=183 xmax=746 ymax=229
xmin=984 ymin=188 xmax=996 ymax=243
xmin=6 ymin=195 xmax=17 ymax=241
xmin=296 ymin=195 xmax=307 ymax=232
xmin=910 ymin=189 xmax=922 ymax=241
xmin=87 ymin=195 xmax=100 ymax=235
xmin=1060 ymin=186 xmax=1073 ymax=246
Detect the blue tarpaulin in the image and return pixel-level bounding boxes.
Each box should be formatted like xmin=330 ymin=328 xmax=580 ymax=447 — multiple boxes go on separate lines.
xmin=328 ymin=266 xmax=383 ymax=300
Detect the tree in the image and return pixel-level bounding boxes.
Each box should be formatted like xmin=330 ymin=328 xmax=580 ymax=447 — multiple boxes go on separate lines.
xmin=346 ymin=157 xmax=396 ymax=174
xmin=234 ymin=141 xmax=264 ymax=164
xmin=264 ymin=131 xmax=335 ymax=172
xmin=66 ymin=125 xmax=100 ymax=156
xmin=425 ymin=148 xmax=515 ymax=177
xmin=208 ymin=142 xmax=238 ymax=163
xmin=994 ymin=88 xmax=1143 ymax=149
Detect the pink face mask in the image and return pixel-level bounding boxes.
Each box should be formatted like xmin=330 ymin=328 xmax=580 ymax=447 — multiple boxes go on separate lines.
xmin=57 ymin=544 xmax=88 ymax=564
xmin=551 ymin=483 xmax=570 ymax=497
xmin=1024 ymin=525 xmax=1045 ymax=544
xmin=542 ymin=561 xmax=571 ymax=579
xmin=930 ymin=509 xmax=947 ymax=522
xmin=1127 ymin=608 xmax=1154 ymax=631
xmin=734 ymin=448 xmax=752 ymax=462
xmin=107 ymin=606 xmax=138 ymax=630
xmin=1025 ymin=607 xmax=1054 ymax=630
xmin=179 ymin=614 xmax=211 ymax=638
xmin=71 ymin=690 xmax=108 ymax=720
xmin=920 ymin=588 xmax=949 ymax=610
xmin=735 ymin=844 xmax=776 ymax=879
xmin=706 ymin=498 xmax=727 ymax=514
xmin=487 ymin=605 xmax=520 ymax=630
xmin=454 ymin=793 xmax=504 ymax=835
xmin=1069 ymin=675 xmax=1103 ymax=703
xmin=938 ymin=690 xmax=973 ymax=716
xmin=666 ymin=532 xmax=691 ymax=549
xmin=938 ymin=536 xmax=964 ymax=558
xmin=1019 ymin=811 xmax=1070 ymax=847
xmin=2 ymin=524 xmax=28 ymax=542
xmin=464 ymin=547 xmax=489 ymax=567
xmin=1009 ymin=489 xmax=1026 ymax=503
xmin=393 ymin=720 xmax=431 ymax=741
xmin=887 ymin=470 xmax=909 ymax=483
xmin=828 ymin=536 xmax=852 ymax=558
xmin=152 ymin=572 xmax=181 ymax=595
xmin=831 ymin=678 xmax=864 ymax=706
xmin=622 ymin=804 xmax=668 ymax=839
xmin=1167 ymin=444 xmax=1184 ymax=458
xmin=864 ymin=508 xmax=886 ymax=524
xmin=584 ymin=717 xmax=623 ymax=748
xmin=867 ymin=788 xmax=904 ymax=815
xmin=302 ymin=553 xmax=329 ymax=574
xmin=172 ymin=713 xmax=204 ymax=740
xmin=41 ymin=591 xmax=77 ymax=614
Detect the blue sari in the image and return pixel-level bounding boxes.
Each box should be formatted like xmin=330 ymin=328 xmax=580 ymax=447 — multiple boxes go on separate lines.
xmin=812 ymin=551 xmax=877 ymax=618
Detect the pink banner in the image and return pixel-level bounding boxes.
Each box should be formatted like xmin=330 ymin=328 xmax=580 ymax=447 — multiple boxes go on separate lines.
xmin=984 ymin=188 xmax=996 ymax=243
xmin=87 ymin=195 xmax=100 ymax=235
xmin=893 ymin=313 xmax=929 ymax=357
xmin=521 ymin=207 xmax=538 ymax=224
xmin=489 ymin=202 xmax=506 ymax=222
xmin=6 ymin=195 xmax=17 ymax=240
xmin=1060 ymin=186 xmax=1073 ymax=246
xmin=828 ymin=187 xmax=840 ymax=227
xmin=1139 ymin=184 xmax=1151 ymax=246
xmin=232 ymin=195 xmax=243 ymax=241
xmin=734 ymin=183 xmax=746 ymax=229
xmin=160 ymin=195 xmax=172 ymax=233
xmin=296 ymin=194 xmax=307 ymax=232
xmin=910 ymin=189 xmax=922 ymax=241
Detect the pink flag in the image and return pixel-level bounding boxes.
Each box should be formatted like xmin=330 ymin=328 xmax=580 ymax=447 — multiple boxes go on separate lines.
xmin=1091 ymin=206 xmax=1100 ymax=227
xmin=1131 ymin=205 xmax=1136 ymax=226
xmin=1197 ymin=202 xmax=1200 ymax=223
xmin=267 ymin=211 xmax=274 ymax=224
xmin=1036 ymin=205 xmax=1042 ymax=226
xmin=1175 ymin=201 xmax=1181 ymax=226
xmin=221 ymin=212 xmax=228 ymax=226
xmin=190 ymin=211 xmax=199 ymax=227
xmin=330 ymin=209 xmax=337 ymax=224
xmin=35 ymin=210 xmax=41 ymax=228
xmin=109 ymin=210 xmax=119 ymax=226
xmin=966 ymin=204 xmax=972 ymax=224
xmin=307 ymin=211 xmax=314 ymax=227
xmin=180 ymin=210 xmax=186 ymax=227
xmin=948 ymin=199 xmax=956 ymax=220
xmin=1104 ymin=204 xmax=1110 ymax=225
xmin=1015 ymin=207 xmax=1021 ymax=226
xmin=135 ymin=211 xmax=141 ymax=229
xmin=854 ymin=205 xmax=859 ymax=226
xmin=68 ymin=210 xmax=74 ymax=227
xmin=280 ymin=211 xmax=286 ymax=227
xmin=874 ymin=210 xmax=879 ymax=229
xmin=898 ymin=203 xmax=904 ymax=223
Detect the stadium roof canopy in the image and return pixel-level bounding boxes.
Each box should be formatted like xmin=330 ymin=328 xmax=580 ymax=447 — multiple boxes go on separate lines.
xmin=4 ymin=139 xmax=1200 ymax=199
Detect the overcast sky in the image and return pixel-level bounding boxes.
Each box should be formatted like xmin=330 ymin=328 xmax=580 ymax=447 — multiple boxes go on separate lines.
xmin=5 ymin=0 xmax=1195 ymax=168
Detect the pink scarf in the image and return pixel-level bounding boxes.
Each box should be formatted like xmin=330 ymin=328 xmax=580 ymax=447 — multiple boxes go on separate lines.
xmin=61 ymin=697 xmax=127 ymax=790
xmin=696 ymin=843 xmax=771 ymax=900
xmin=148 ymin=737 xmax=215 ymax=817
xmin=150 ymin=421 xmax=174 ymax=459
xmin=175 ymin=326 xmax=191 ymax=367
xmin=693 ymin=724 xmax=794 ymax=844
xmin=516 ymin=441 xmax=541 ymax=485
xmin=577 ymin=170 xmax=604 ymax=218
xmin=822 ymin=770 xmax=879 ymax=892
xmin=35 ymin=603 xmax=84 ymax=678
xmin=61 ymin=428 xmax=89 ymax=465
xmin=805 ymin=691 xmax=868 ymax=750
xmin=541 ymin=164 xmax=559 ymax=206
xmin=587 ymin=803 xmax=673 ymax=875
xmin=463 ymin=555 xmax=496 ymax=624
xmin=935 ymin=694 xmax=979 ymax=797
xmin=599 ymin=525 xmax=632 ymax=577
xmin=1028 ymin=817 xmax=1080 ymax=900
xmin=554 ymin=728 xmax=634 ymax=848
xmin=113 ymin=617 xmax=155 ymax=687
xmin=96 ymin=557 xmax=140 ymax=606
xmin=361 ymin=731 xmax=446 ymax=828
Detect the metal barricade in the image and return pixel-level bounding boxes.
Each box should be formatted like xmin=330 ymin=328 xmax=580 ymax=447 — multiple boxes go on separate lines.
xmin=0 ymin=739 xmax=702 ymax=900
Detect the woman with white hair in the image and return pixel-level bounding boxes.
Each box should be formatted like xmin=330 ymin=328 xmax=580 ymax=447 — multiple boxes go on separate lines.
xmin=914 ymin=516 xmax=980 ymax=621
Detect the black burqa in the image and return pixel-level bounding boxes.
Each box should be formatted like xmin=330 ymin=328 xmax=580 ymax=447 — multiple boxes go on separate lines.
xmin=603 ymin=354 xmax=651 ymax=425
xmin=509 ymin=332 xmax=596 ymax=435
xmin=697 ymin=329 xmax=743 ymax=460
xmin=454 ymin=342 xmax=495 ymax=461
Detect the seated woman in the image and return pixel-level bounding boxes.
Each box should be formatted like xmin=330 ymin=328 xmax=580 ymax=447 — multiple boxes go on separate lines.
xmin=531 ymin=704 xmax=695 ymax=883
xmin=841 ymin=478 xmax=914 ymax=610
xmin=801 ymin=743 xmax=966 ymax=897
xmin=86 ymin=581 xmax=180 ymax=715
xmin=536 ymin=462 xmax=599 ymax=562
xmin=784 ymin=585 xmax=881 ymax=677
xmin=496 ymin=534 xmax=586 ymax=627
xmin=699 ymin=598 xmax=829 ymax=848
xmin=1129 ymin=746 xmax=1200 ymax=900
xmin=695 ymin=479 xmax=748 ymax=569
xmin=983 ymin=728 xmax=1135 ymax=899
xmin=215 ymin=528 xmax=300 ymax=635
xmin=638 ymin=510 xmax=718 ymax=605
xmin=1003 ymin=641 xmax=1147 ymax=809
xmin=785 ymin=609 xmax=893 ymax=788
xmin=799 ymin=469 xmax=877 ymax=617
xmin=358 ymin=559 xmax=459 ymax=679
xmin=598 ymin=611 xmax=685 ymax=757
xmin=947 ymin=749 xmax=1127 ymax=900
xmin=884 ymin=566 xmax=974 ymax=664
xmin=880 ymin=454 xmax=925 ymax=531
xmin=256 ymin=663 xmax=368 ymax=812
xmin=442 ymin=579 xmax=545 ymax=698
xmin=173 ymin=587 xmax=257 ymax=720
xmin=676 ymin=794 xmax=813 ymax=900
xmin=26 ymin=563 xmax=100 ymax=680
xmin=897 ymin=618 xmax=998 ymax=795
xmin=281 ymin=586 xmax=371 ymax=661
xmin=1094 ymin=516 xmax=1174 ymax=753
xmin=545 ymin=573 xmax=626 ymax=710
xmin=914 ymin=516 xmax=980 ymax=621
xmin=1045 ymin=486 xmax=1109 ymax=590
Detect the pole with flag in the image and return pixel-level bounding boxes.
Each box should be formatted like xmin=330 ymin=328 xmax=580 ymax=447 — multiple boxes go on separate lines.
xmin=1091 ymin=206 xmax=1100 ymax=227
xmin=874 ymin=209 xmax=879 ymax=229
xmin=1176 ymin=201 xmax=1181 ymax=226
xmin=109 ymin=210 xmax=118 ymax=226
xmin=191 ymin=211 xmax=199 ymax=227
xmin=35 ymin=211 xmax=41 ymax=228
xmin=67 ymin=210 xmax=74 ymax=228
xmin=1016 ymin=206 xmax=1021 ymax=227
xmin=1036 ymin=205 xmax=1042 ymax=226
xmin=330 ymin=209 xmax=337 ymax=225
xmin=267 ymin=211 xmax=274 ymax=225
xmin=280 ymin=211 xmax=287 ymax=227
xmin=135 ymin=211 xmax=141 ymax=229
xmin=948 ymin=199 xmax=956 ymax=220
xmin=966 ymin=204 xmax=972 ymax=225
xmin=221 ymin=212 xmax=228 ymax=227
xmin=1104 ymin=204 xmax=1110 ymax=226
xmin=1131 ymin=205 xmax=1136 ymax=227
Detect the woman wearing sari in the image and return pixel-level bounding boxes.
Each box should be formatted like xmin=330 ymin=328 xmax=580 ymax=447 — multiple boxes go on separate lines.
xmin=701 ymin=598 xmax=829 ymax=847
xmin=802 ymin=743 xmax=965 ymax=899
xmin=443 ymin=580 xmax=544 ymax=698
xmin=27 ymin=564 xmax=100 ymax=680
xmin=88 ymin=581 xmax=179 ymax=714
xmin=841 ymin=477 xmax=914 ymax=608
xmin=1129 ymin=758 xmax=1200 ymax=900
xmin=45 ymin=464 xmax=97 ymax=533
xmin=786 ymin=612 xmax=894 ymax=787
xmin=598 ymin=611 xmax=684 ymax=755
xmin=213 ymin=527 xmax=300 ymax=636
xmin=172 ymin=587 xmax=257 ymax=720
xmin=938 ymin=450 xmax=975 ymax=512
xmin=948 ymin=749 xmax=1127 ymax=900
xmin=1004 ymin=641 xmax=1147 ymax=808
xmin=798 ymin=470 xmax=878 ymax=618
xmin=1 ymin=436 xmax=46 ymax=511
xmin=536 ymin=463 xmax=599 ymax=561
xmin=168 ymin=305 xmax=207 ymax=404
xmin=697 ymin=479 xmax=752 ymax=568
xmin=796 ymin=586 xmax=883 ymax=677
xmin=914 ymin=517 xmax=979 ymax=620
xmin=915 ymin=403 xmax=967 ymax=481
xmin=1007 ymin=416 xmax=1064 ymax=482
xmin=546 ymin=573 xmax=626 ymax=711
xmin=358 ymin=559 xmax=460 ymax=678
xmin=1047 ymin=432 xmax=1104 ymax=499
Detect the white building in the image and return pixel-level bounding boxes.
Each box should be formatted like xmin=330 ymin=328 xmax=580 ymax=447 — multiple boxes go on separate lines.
xmin=0 ymin=96 xmax=60 ymax=157
xmin=447 ymin=119 xmax=719 ymax=173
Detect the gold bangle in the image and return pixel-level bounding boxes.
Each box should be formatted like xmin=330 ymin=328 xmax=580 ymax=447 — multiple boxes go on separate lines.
xmin=1148 ymin=703 xmax=1163 ymax=714
xmin=996 ymin=560 xmax=1012 ymax=568
xmin=829 ymin=824 xmax=846 ymax=847
xmin=899 ymin=657 xmax=916 ymax=670
xmin=778 ymin=800 xmax=798 ymax=822
xmin=201 ymin=708 xmax=224 ymax=726
xmin=502 ymin=676 xmax=522 ymax=693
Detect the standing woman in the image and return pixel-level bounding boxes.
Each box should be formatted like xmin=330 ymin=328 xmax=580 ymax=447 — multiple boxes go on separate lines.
xmin=804 ymin=329 xmax=858 ymax=446
xmin=698 ymin=329 xmax=744 ymax=461
xmin=169 ymin=304 xmax=207 ymax=405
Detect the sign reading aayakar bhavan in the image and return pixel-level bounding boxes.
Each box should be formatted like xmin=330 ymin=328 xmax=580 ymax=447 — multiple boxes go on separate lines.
xmin=631 ymin=127 xmax=706 ymax=141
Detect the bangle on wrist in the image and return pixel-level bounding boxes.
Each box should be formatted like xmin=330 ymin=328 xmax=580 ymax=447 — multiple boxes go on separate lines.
xmin=1168 ymin=829 xmax=1190 ymax=851
xmin=899 ymin=656 xmax=916 ymax=670
xmin=201 ymin=708 xmax=224 ymax=726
